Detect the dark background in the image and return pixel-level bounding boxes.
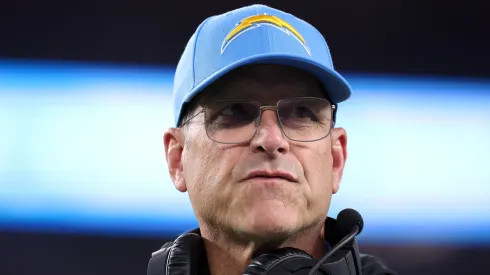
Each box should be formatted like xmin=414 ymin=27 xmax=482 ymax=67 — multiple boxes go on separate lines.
xmin=2 ymin=0 xmax=490 ymax=78
xmin=1 ymin=1 xmax=489 ymax=275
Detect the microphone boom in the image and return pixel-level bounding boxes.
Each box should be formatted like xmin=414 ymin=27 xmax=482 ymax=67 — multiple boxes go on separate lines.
xmin=307 ymin=225 xmax=360 ymax=275
xmin=307 ymin=208 xmax=364 ymax=275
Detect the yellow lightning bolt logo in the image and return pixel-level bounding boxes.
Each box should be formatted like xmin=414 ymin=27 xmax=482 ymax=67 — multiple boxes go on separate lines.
xmin=221 ymin=14 xmax=310 ymax=55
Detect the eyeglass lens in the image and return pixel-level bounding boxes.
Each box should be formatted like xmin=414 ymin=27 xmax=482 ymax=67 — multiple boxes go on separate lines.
xmin=204 ymin=97 xmax=333 ymax=143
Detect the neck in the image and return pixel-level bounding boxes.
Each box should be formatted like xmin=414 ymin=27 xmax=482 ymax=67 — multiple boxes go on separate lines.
xmin=200 ymin=223 xmax=326 ymax=275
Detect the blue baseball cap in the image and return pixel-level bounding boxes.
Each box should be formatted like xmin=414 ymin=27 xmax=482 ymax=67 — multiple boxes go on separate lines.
xmin=172 ymin=4 xmax=352 ymax=127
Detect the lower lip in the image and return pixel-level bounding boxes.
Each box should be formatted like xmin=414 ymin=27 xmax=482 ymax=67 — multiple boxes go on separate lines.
xmin=245 ymin=177 xmax=292 ymax=183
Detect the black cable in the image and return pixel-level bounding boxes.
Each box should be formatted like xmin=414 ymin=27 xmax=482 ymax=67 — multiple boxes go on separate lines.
xmin=307 ymin=225 xmax=360 ymax=275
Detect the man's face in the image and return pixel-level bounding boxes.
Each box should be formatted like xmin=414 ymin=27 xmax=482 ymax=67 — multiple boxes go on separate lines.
xmin=164 ymin=64 xmax=347 ymax=243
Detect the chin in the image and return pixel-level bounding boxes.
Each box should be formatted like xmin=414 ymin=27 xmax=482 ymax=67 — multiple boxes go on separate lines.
xmin=237 ymin=202 xmax=301 ymax=239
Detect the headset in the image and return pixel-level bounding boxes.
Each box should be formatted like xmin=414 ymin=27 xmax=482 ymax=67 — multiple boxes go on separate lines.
xmin=147 ymin=209 xmax=395 ymax=275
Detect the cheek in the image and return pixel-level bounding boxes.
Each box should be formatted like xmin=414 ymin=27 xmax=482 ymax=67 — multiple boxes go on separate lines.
xmin=298 ymin=142 xmax=333 ymax=193
xmin=183 ymin=137 xmax=240 ymax=203
xmin=184 ymin=143 xmax=217 ymax=192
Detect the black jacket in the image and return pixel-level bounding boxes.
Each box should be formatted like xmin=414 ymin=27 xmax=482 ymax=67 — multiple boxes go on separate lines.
xmin=147 ymin=228 xmax=397 ymax=275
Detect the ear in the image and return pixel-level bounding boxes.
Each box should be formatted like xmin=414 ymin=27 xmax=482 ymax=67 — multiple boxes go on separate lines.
xmin=163 ymin=128 xmax=187 ymax=192
xmin=331 ymin=127 xmax=347 ymax=194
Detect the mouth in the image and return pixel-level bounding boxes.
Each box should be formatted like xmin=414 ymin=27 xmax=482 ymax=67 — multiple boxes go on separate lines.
xmin=243 ymin=170 xmax=298 ymax=183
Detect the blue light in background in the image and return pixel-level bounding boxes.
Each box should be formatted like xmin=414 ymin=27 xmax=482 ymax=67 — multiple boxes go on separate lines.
xmin=1 ymin=59 xmax=489 ymax=245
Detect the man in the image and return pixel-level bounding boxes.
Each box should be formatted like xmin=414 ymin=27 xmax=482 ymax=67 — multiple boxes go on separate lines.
xmin=153 ymin=4 xmax=396 ymax=275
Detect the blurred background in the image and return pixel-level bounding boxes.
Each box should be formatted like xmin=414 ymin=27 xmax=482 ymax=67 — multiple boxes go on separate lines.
xmin=1 ymin=1 xmax=489 ymax=275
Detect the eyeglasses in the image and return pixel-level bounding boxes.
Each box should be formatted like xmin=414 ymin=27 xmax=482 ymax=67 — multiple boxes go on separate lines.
xmin=181 ymin=97 xmax=336 ymax=144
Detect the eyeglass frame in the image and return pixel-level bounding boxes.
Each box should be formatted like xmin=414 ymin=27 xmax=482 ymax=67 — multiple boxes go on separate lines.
xmin=179 ymin=96 xmax=338 ymax=144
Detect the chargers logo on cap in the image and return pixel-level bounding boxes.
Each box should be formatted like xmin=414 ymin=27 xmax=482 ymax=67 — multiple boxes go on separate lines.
xmin=221 ymin=14 xmax=311 ymax=56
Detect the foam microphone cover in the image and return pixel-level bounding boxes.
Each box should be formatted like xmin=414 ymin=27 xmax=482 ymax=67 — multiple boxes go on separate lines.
xmin=336 ymin=208 xmax=364 ymax=235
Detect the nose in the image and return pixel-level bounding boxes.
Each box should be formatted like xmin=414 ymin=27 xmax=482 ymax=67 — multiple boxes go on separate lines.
xmin=249 ymin=109 xmax=290 ymax=155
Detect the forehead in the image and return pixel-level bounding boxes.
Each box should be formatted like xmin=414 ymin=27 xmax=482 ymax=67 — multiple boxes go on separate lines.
xmin=199 ymin=64 xmax=325 ymax=102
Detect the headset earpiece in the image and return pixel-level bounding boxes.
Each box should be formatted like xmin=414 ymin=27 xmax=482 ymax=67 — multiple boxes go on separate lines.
xmin=243 ymin=247 xmax=316 ymax=275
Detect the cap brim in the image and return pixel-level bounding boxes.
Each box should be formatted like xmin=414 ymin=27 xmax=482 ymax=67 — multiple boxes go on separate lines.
xmin=180 ymin=53 xmax=352 ymax=123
